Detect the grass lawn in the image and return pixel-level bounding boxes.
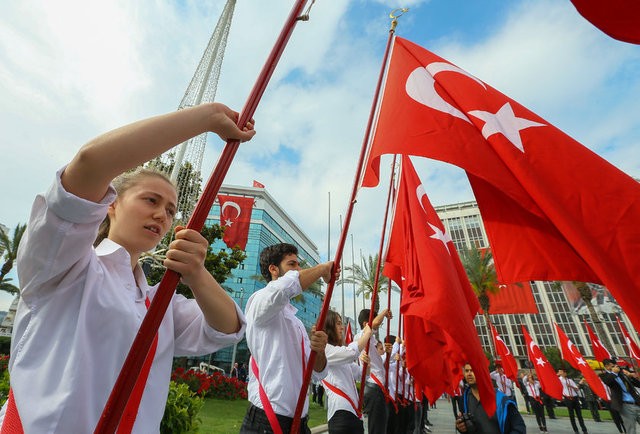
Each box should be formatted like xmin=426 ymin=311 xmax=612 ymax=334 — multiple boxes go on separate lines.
xmin=548 ymin=406 xmax=612 ymax=421
xmin=198 ymin=399 xmax=328 ymax=434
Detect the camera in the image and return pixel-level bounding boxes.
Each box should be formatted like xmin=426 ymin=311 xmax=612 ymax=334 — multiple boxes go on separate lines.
xmin=459 ymin=413 xmax=476 ymax=433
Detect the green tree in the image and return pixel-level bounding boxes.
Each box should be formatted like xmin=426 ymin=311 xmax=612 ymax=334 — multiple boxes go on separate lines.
xmin=0 ymin=223 xmax=26 ymax=293
xmin=0 ymin=277 xmax=19 ymax=296
xmin=144 ymin=224 xmax=246 ymax=298
xmin=460 ymin=246 xmax=501 ymax=357
xmin=337 ymin=253 xmax=393 ymax=313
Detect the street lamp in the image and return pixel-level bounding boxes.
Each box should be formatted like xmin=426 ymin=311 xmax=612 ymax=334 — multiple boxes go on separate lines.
xmin=229 ymin=287 xmax=245 ymax=376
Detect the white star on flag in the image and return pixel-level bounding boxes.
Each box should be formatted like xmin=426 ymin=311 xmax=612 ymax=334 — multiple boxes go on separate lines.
xmin=428 ymin=222 xmax=452 ymax=254
xmin=577 ymin=357 xmax=587 ymax=366
xmin=468 ymin=102 xmax=546 ymax=153
xmin=535 ymin=357 xmax=546 ymax=367
xmin=224 ymin=219 xmax=234 ymax=226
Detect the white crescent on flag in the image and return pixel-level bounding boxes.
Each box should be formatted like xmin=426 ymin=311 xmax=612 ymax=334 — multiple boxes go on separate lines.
xmin=221 ymin=201 xmax=241 ymax=226
xmin=405 ymin=62 xmax=485 ymax=123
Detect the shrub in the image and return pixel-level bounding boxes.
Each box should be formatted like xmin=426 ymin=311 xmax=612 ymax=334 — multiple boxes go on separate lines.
xmin=160 ymin=381 xmax=203 ymax=434
xmin=171 ymin=368 xmax=247 ymax=400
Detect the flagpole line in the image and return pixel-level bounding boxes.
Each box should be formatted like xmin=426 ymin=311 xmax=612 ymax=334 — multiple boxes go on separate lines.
xmin=93 ymin=1 xmax=311 ymax=432
xmin=290 ymin=18 xmax=400 ymax=433
xmin=384 ymin=277 xmax=392 ymax=389
xmin=356 ymin=153 xmax=398 ymax=412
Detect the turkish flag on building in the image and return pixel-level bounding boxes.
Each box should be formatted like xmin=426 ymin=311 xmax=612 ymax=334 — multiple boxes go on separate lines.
xmin=217 ymin=195 xmax=254 ymax=250
xmin=383 ymin=156 xmax=495 ymax=414
xmin=584 ymin=320 xmax=612 ymax=362
xmin=555 ymin=323 xmax=609 ymax=400
xmin=252 ymin=180 xmax=265 ymax=189
xmin=616 ymin=316 xmax=640 ymax=365
xmin=344 ymin=322 xmax=353 ymax=345
xmin=362 ymin=36 xmax=640 ymax=333
xmin=522 ymin=326 xmax=563 ymax=400
xmin=490 ymin=324 xmax=518 ymax=381
xmin=570 ymin=0 xmax=640 ymax=44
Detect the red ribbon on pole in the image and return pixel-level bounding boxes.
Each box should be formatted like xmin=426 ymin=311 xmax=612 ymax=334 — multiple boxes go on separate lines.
xmin=94 ymin=2 xmax=310 ymax=432
xmin=289 ymin=26 xmax=398 ymax=434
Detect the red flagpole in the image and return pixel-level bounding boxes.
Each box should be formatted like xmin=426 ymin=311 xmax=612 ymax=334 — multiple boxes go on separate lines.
xmin=94 ymin=2 xmax=310 ymax=432
xmin=394 ymin=306 xmax=403 ymax=402
xmin=356 ymin=153 xmax=397 ymax=411
xmin=289 ymin=22 xmax=400 ymax=434
xmin=384 ymin=278 xmax=392 ymax=389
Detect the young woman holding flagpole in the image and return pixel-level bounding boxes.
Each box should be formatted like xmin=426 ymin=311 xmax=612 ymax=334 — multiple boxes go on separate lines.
xmin=0 ymin=103 xmax=254 ymax=433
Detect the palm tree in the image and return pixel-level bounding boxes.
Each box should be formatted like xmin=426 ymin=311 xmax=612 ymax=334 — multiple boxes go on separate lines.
xmin=0 ymin=277 xmax=20 ymax=295
xmin=557 ymin=281 xmax=614 ymax=354
xmin=337 ymin=253 xmax=393 ymax=313
xmin=0 ymin=223 xmax=27 ymax=287
xmin=460 ymin=246 xmax=501 ymax=357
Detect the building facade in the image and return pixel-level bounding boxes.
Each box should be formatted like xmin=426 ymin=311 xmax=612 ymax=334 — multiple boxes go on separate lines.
xmin=196 ymin=184 xmax=322 ymax=372
xmin=435 ymin=200 xmax=639 ymax=367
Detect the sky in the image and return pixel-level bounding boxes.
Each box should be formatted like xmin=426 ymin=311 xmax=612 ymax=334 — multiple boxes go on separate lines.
xmin=1 ymin=0 xmax=639 ymax=321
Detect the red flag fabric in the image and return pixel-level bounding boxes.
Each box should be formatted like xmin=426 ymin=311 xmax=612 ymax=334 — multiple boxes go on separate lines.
xmin=487 ymin=282 xmax=538 ymax=314
xmin=252 ymin=180 xmax=265 ymax=188
xmin=344 ymin=322 xmax=353 ymax=345
xmin=490 ymin=324 xmax=518 ymax=382
xmin=217 ymin=195 xmax=254 ymax=250
xmin=522 ymin=326 xmax=563 ymax=400
xmin=554 ymin=323 xmax=610 ymax=400
xmin=583 ymin=320 xmax=612 ymax=362
xmin=362 ymin=36 xmax=640 ymax=333
xmin=616 ymin=316 xmax=640 ymax=365
xmin=570 ymin=0 xmax=640 ymax=44
xmin=383 ymin=156 xmax=495 ymax=415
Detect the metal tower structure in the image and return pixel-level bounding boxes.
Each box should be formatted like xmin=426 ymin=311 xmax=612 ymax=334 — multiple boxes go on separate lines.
xmin=150 ymin=0 xmax=236 ymax=224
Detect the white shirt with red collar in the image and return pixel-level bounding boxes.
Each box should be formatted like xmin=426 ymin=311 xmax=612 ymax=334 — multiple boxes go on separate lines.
xmin=0 ymin=168 xmax=246 ymax=433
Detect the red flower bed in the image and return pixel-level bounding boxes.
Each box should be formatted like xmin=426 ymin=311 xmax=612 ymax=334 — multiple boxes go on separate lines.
xmin=171 ymin=367 xmax=247 ymax=400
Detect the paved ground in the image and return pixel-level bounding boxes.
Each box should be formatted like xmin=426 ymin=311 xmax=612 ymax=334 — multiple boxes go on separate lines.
xmin=311 ymin=397 xmax=623 ymax=433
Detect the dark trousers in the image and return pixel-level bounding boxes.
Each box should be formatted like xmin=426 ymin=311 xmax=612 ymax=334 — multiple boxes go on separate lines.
xmin=240 ymin=404 xmax=311 ymax=434
xmin=611 ymin=408 xmax=626 ymax=433
xmin=386 ymin=401 xmax=397 ymax=434
xmin=364 ymin=383 xmax=389 ymax=434
xmin=528 ymin=397 xmax=547 ymax=430
xmin=586 ymin=400 xmax=601 ymax=422
xmin=564 ymin=397 xmax=588 ymax=433
xmin=328 ymin=410 xmax=364 ymax=434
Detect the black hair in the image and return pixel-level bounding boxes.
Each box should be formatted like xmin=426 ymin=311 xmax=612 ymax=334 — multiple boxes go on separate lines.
xmin=358 ymin=309 xmax=372 ymax=329
xmin=259 ymin=243 xmax=298 ymax=282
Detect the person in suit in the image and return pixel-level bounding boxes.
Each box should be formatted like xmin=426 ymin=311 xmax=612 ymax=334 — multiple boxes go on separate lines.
xmin=600 ymin=358 xmax=640 ymax=434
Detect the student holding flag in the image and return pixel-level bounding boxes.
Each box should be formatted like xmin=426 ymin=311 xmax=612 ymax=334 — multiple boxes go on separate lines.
xmin=322 ymin=309 xmax=373 ymax=434
xmin=0 ymin=102 xmax=255 ymax=433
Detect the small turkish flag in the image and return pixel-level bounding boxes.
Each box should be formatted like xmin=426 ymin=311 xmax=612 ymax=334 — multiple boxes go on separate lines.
xmin=252 ymin=180 xmax=265 ymax=189
xmin=217 ymin=195 xmax=254 ymax=250
xmin=583 ymin=320 xmax=612 ymax=363
xmin=522 ymin=326 xmax=563 ymax=400
xmin=555 ymin=322 xmax=609 ymax=400
xmin=344 ymin=322 xmax=353 ymax=345
xmin=617 ymin=315 xmax=640 ymax=365
xmin=490 ymin=324 xmax=518 ymax=382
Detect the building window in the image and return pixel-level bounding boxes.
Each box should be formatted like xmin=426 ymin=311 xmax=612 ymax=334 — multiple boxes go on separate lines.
xmin=237 ymin=278 xmax=243 ymax=284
